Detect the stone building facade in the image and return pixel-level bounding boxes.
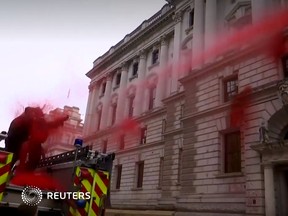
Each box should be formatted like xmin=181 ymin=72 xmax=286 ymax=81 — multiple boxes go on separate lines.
xmin=44 ymin=106 xmax=83 ymax=156
xmin=83 ymin=0 xmax=288 ymax=215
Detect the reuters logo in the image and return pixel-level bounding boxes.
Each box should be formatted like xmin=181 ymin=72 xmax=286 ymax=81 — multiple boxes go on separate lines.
xmin=21 ymin=186 xmax=43 ymax=206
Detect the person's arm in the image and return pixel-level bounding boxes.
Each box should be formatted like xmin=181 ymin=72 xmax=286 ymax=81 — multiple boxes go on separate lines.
xmin=46 ymin=115 xmax=69 ymax=129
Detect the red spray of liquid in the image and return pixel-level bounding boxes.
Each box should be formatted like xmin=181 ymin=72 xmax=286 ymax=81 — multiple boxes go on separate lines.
xmin=10 ymin=6 xmax=288 ymax=190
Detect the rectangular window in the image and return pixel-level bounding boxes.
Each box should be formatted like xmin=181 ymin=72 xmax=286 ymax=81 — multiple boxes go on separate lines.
xmin=116 ymin=73 xmax=121 ymax=86
xmin=148 ymin=87 xmax=156 ymax=110
xmin=180 ymin=104 xmax=184 ymax=127
xmin=119 ymin=134 xmax=125 ymax=150
xmin=177 ymin=148 xmax=183 ymax=183
xmin=102 ymin=82 xmax=106 ymax=95
xmin=111 ymin=105 xmax=117 ymax=125
xmin=282 ymin=54 xmax=288 ymax=78
xmin=224 ymin=131 xmax=241 ymax=173
xmin=128 ymin=96 xmax=134 ymax=117
xmin=140 ymin=126 xmax=147 ymax=144
xmin=115 ymin=165 xmax=122 ymax=189
xmin=152 ymin=49 xmax=159 ymax=65
xmin=97 ymin=110 xmax=102 ymax=131
xmin=102 ymin=140 xmax=108 ymax=153
xmin=159 ymin=157 xmax=164 ymax=187
xmin=136 ymin=161 xmax=144 ymax=188
xmin=224 ymin=75 xmax=238 ymax=102
xmin=162 ymin=119 xmax=166 ymax=134
xmin=132 ymin=62 xmax=139 ymax=76
xmin=189 ymin=9 xmax=194 ymax=27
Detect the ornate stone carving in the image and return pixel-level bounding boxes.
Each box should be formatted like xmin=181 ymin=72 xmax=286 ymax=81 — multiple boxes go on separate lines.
xmin=173 ymin=10 xmax=184 ymax=23
xmin=277 ymin=79 xmax=288 ymax=105
xmin=121 ymin=61 xmax=128 ymax=71
xmin=106 ymin=73 xmax=113 ymax=81
xmin=88 ymin=81 xmax=98 ymax=92
xmin=160 ymin=34 xmax=168 ymax=46
xmin=139 ymin=49 xmax=147 ymax=59
xmin=259 ymin=121 xmax=269 ymax=144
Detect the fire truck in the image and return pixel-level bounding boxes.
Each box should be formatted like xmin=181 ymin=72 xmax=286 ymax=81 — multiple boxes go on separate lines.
xmin=0 ymin=131 xmax=115 ymax=216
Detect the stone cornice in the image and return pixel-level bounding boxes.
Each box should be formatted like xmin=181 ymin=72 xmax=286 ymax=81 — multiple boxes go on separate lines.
xmin=162 ymin=91 xmax=185 ymax=104
xmin=136 ymin=107 xmax=167 ymax=121
xmin=115 ymin=140 xmax=165 ymax=156
xmin=90 ymin=28 xmax=174 ymax=82
xmin=173 ymin=9 xmax=184 ymax=23
xmin=83 ymin=125 xmax=119 ymax=142
xmin=163 ymin=128 xmax=183 ymax=136
xmin=179 ymin=45 xmax=262 ymax=84
xmin=86 ymin=7 xmax=175 ymax=79
xmin=251 ymin=142 xmax=288 ymax=156
xmin=182 ymin=82 xmax=280 ymax=122
xmin=84 ymin=108 xmax=167 ymax=142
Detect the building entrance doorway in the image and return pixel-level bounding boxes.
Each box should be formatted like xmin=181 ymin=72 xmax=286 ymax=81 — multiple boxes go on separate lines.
xmin=275 ymin=165 xmax=288 ymax=216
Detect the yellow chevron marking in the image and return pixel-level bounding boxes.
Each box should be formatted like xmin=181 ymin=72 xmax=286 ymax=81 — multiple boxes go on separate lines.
xmin=69 ymin=167 xmax=98 ymax=216
xmin=69 ymin=207 xmax=84 ymax=216
xmin=95 ymin=172 xmax=108 ymax=195
xmin=0 ymin=153 xmax=13 ymax=202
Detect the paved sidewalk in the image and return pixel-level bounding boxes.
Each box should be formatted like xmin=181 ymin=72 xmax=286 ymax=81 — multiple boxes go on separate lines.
xmin=106 ymin=209 xmax=176 ymax=216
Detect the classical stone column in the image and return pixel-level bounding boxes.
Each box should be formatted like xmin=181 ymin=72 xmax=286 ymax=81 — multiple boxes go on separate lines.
xmin=171 ymin=10 xmax=183 ymax=94
xmin=134 ymin=50 xmax=147 ymax=116
xmin=100 ymin=74 xmax=113 ymax=129
xmin=83 ymin=86 xmax=93 ymax=136
xmin=85 ymin=84 xmax=98 ymax=135
xmin=89 ymin=84 xmax=100 ymax=133
xmin=116 ymin=62 xmax=129 ymax=123
xmin=192 ymin=0 xmax=205 ymax=69
xmin=264 ymin=164 xmax=276 ymax=216
xmin=155 ymin=35 xmax=169 ymax=107
xmin=251 ymin=0 xmax=266 ymax=23
xmin=204 ymin=0 xmax=217 ymax=62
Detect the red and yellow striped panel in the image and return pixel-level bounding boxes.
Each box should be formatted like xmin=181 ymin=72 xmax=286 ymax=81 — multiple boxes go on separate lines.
xmin=68 ymin=166 xmax=110 ymax=216
xmin=88 ymin=170 xmax=110 ymax=216
xmin=69 ymin=167 xmax=94 ymax=216
xmin=0 ymin=151 xmax=13 ymax=201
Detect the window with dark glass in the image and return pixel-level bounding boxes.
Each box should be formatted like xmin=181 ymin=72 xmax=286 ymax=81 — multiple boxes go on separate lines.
xmin=97 ymin=109 xmax=102 ymax=131
xmin=136 ymin=161 xmax=144 ymax=188
xmin=102 ymin=140 xmax=108 ymax=153
xmin=116 ymin=73 xmax=121 ymax=86
xmin=119 ymin=134 xmax=125 ymax=150
xmin=162 ymin=119 xmax=166 ymax=133
xmin=128 ymin=96 xmax=134 ymax=117
xmin=140 ymin=126 xmax=147 ymax=144
xmin=282 ymin=54 xmax=288 ymax=78
xmin=189 ymin=9 xmax=194 ymax=27
xmin=159 ymin=157 xmax=164 ymax=187
xmin=111 ymin=105 xmax=117 ymax=125
xmin=115 ymin=165 xmax=122 ymax=189
xmin=180 ymin=104 xmax=184 ymax=127
xmin=224 ymin=131 xmax=241 ymax=173
xmin=152 ymin=49 xmax=159 ymax=65
xmin=224 ymin=75 xmax=238 ymax=102
xmin=102 ymin=82 xmax=106 ymax=95
xmin=132 ymin=62 xmax=139 ymax=76
xmin=148 ymin=86 xmax=156 ymax=110
xmin=178 ymin=148 xmax=183 ymax=183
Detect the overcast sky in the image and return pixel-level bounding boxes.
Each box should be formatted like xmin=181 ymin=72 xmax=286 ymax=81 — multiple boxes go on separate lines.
xmin=0 ymin=0 xmax=166 ymax=146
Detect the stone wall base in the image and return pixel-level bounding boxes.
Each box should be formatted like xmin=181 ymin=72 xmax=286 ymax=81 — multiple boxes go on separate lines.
xmin=105 ymin=209 xmax=248 ymax=216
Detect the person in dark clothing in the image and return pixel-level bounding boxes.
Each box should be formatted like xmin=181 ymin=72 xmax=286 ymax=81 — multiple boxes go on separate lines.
xmin=17 ymin=203 xmax=38 ymax=216
xmin=5 ymin=107 xmax=42 ymax=165
xmin=5 ymin=106 xmax=69 ymax=167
